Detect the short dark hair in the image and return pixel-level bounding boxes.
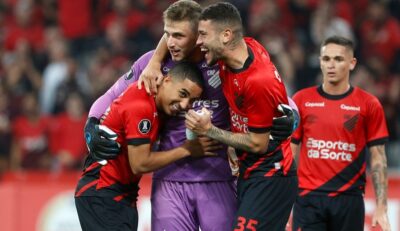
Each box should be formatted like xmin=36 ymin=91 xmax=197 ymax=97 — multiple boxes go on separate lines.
xmin=163 ymin=0 xmax=202 ymax=32
xmin=168 ymin=61 xmax=204 ymax=89
xmin=200 ymin=2 xmax=243 ymax=38
xmin=322 ymin=36 xmax=355 ymax=53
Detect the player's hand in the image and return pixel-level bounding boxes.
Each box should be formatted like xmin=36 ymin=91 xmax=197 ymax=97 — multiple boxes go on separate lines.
xmin=183 ymin=137 xmax=217 ymax=158
xmin=270 ymin=104 xmax=299 ymax=141
xmin=84 ymin=117 xmax=121 ymax=160
xmin=198 ymin=136 xmax=223 ymax=152
xmin=185 ymin=108 xmax=212 ymax=136
xmin=227 ymin=147 xmax=239 ymax=176
xmin=137 ymin=61 xmax=164 ymax=95
xmin=372 ymin=206 xmax=391 ymax=231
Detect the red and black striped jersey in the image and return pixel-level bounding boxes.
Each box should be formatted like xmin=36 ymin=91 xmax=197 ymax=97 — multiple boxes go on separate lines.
xmin=292 ymin=85 xmax=388 ymax=196
xmin=75 ymin=83 xmax=160 ymax=205
xmin=218 ymin=37 xmax=296 ymax=179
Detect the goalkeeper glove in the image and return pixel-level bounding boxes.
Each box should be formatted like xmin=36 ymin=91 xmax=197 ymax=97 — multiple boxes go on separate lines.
xmin=84 ymin=117 xmax=121 ymax=160
xmin=270 ymin=104 xmax=299 ymax=141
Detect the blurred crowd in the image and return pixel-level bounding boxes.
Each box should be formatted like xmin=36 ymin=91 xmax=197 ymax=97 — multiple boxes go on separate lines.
xmin=0 ymin=0 xmax=399 ymax=175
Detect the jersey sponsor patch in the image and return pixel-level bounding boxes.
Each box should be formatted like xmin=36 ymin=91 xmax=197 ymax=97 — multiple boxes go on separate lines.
xmin=306 ymin=137 xmax=356 ymax=162
xmin=138 ymin=119 xmax=151 ymax=134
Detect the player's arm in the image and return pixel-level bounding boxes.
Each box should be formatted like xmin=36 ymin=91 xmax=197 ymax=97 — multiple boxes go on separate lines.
xmin=85 ymin=52 xmax=155 ymax=160
xmin=84 ymin=75 xmax=135 ymax=160
xmin=208 ymin=127 xmax=269 ymax=154
xmin=128 ymin=143 xmax=189 ymax=174
xmin=138 ymin=35 xmax=169 ymax=94
xmin=128 ymin=139 xmax=213 ymax=174
xmin=369 ymin=144 xmax=391 ymax=231
xmin=88 ymin=51 xmax=155 ymax=119
xmin=185 ymin=108 xmax=270 ymax=154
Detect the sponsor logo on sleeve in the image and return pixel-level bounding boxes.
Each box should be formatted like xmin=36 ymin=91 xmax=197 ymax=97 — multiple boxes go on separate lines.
xmin=124 ymin=69 xmax=134 ymax=80
xmin=138 ymin=119 xmax=151 ymax=134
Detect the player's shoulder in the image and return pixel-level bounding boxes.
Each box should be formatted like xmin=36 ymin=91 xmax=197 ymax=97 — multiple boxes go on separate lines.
xmin=293 ymin=86 xmax=318 ymax=99
xmin=244 ymin=37 xmax=264 ymax=51
xmin=132 ymin=50 xmax=155 ymax=68
xmin=119 ymin=83 xmax=152 ymax=104
xmin=352 ymin=86 xmax=382 ymax=106
xmin=352 ymin=86 xmax=376 ymax=98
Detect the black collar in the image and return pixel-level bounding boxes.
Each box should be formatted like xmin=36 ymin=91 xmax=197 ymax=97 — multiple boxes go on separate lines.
xmin=317 ymin=85 xmax=354 ymax=100
xmin=229 ymin=46 xmax=254 ymax=73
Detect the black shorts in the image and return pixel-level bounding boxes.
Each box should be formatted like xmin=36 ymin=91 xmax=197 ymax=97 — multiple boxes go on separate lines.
xmin=292 ymin=194 xmax=364 ymax=231
xmin=233 ymin=176 xmax=298 ymax=231
xmin=75 ymin=196 xmax=138 ymax=231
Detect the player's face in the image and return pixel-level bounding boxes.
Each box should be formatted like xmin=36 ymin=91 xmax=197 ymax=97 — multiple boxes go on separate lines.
xmin=320 ymin=43 xmax=356 ymax=85
xmin=197 ymin=20 xmax=224 ymax=66
xmin=158 ymin=76 xmax=202 ymax=116
xmin=164 ymin=20 xmax=198 ymax=62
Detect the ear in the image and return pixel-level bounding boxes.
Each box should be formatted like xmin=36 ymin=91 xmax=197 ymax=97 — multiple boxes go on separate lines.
xmin=221 ymin=29 xmax=233 ymax=44
xmin=350 ymin=57 xmax=357 ymax=71
xmin=163 ymin=75 xmax=172 ymax=83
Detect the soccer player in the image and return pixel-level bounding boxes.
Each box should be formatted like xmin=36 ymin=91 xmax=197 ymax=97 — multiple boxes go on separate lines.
xmin=74 ymin=62 xmax=207 ymax=231
xmin=185 ymin=2 xmax=298 ymax=230
xmin=84 ymin=1 xmax=297 ymax=230
xmin=291 ymin=36 xmax=391 ymax=231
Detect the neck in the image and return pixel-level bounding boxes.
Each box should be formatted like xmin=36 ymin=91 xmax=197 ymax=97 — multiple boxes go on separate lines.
xmin=224 ymin=39 xmax=248 ymax=69
xmin=322 ymin=81 xmax=350 ymax=95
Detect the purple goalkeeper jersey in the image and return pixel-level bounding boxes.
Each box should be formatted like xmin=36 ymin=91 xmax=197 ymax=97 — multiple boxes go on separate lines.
xmin=89 ymin=51 xmax=233 ymax=182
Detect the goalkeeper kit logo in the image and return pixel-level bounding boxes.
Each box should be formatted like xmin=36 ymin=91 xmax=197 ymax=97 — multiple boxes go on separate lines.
xmin=124 ymin=69 xmax=134 ymax=80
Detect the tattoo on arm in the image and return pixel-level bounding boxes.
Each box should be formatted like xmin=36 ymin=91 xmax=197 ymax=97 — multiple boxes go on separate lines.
xmin=370 ymin=145 xmax=388 ymax=207
xmin=206 ymin=126 xmax=255 ymax=153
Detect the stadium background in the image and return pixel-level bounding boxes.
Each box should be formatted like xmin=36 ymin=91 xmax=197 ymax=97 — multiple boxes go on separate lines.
xmin=0 ymin=0 xmax=398 ymax=230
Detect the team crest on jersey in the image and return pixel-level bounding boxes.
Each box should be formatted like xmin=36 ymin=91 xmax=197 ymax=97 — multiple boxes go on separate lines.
xmin=344 ymin=114 xmax=359 ymax=132
xmin=234 ymin=92 xmax=244 ymax=109
xmin=138 ymin=119 xmax=151 ymax=134
xmin=125 ymin=69 xmax=134 ymax=80
xmin=208 ymin=70 xmax=221 ymax=88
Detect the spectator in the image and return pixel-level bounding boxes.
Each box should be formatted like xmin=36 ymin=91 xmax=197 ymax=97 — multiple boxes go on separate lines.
xmin=49 ymin=92 xmax=87 ymax=171
xmin=52 ymin=58 xmax=92 ymax=114
xmin=3 ymin=0 xmax=44 ymax=52
xmin=359 ymin=1 xmax=400 ymax=68
xmin=0 ymin=84 xmax=11 ymax=173
xmin=39 ymin=39 xmax=69 ymax=114
xmin=3 ymin=39 xmax=42 ymax=116
xmin=100 ymin=0 xmax=146 ymax=35
xmin=311 ymin=0 xmax=355 ymax=46
xmin=10 ymin=91 xmax=51 ymax=170
xmin=58 ymin=0 xmax=96 ymax=56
